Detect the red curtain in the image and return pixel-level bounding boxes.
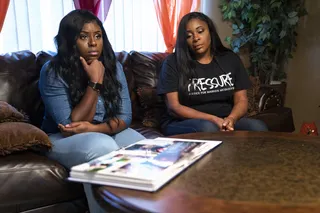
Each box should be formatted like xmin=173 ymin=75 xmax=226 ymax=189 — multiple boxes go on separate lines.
xmin=0 ymin=0 xmax=10 ymax=32
xmin=73 ymin=0 xmax=112 ymax=22
xmin=153 ymin=0 xmax=200 ymax=53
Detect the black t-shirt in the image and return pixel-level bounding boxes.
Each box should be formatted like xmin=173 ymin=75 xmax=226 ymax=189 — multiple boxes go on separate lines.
xmin=157 ymin=51 xmax=251 ymax=126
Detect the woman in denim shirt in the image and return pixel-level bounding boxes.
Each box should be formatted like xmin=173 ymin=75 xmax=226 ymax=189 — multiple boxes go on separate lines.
xmin=39 ymin=9 xmax=145 ymax=213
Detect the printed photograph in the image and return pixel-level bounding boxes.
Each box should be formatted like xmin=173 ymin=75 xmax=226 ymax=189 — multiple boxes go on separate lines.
xmin=112 ymin=160 xmax=165 ymax=177
xmin=124 ymin=143 xmax=170 ymax=154
xmin=87 ymin=154 xmax=130 ymax=172
xmin=152 ymin=141 xmax=203 ymax=166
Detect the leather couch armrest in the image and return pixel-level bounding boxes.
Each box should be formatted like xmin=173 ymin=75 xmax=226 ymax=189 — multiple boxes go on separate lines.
xmin=258 ymin=86 xmax=284 ymax=112
xmin=249 ymin=107 xmax=295 ymax=132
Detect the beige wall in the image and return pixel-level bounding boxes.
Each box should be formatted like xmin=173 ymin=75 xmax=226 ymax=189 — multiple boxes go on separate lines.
xmin=202 ymin=0 xmax=320 ymax=132
xmin=285 ymin=1 xmax=320 ymax=131
xmin=201 ymin=0 xmax=232 ymax=48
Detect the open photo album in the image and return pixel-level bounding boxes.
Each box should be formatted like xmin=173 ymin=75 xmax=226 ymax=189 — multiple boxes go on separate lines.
xmin=68 ymin=137 xmax=222 ymax=192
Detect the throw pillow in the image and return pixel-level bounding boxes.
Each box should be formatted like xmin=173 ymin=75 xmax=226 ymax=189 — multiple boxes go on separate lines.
xmin=136 ymin=87 xmax=164 ymax=108
xmin=142 ymin=108 xmax=165 ymax=128
xmin=0 ymin=122 xmax=52 ymax=156
xmin=246 ymin=76 xmax=260 ymax=117
xmin=136 ymin=87 xmax=165 ymax=128
xmin=0 ymin=101 xmax=28 ymax=123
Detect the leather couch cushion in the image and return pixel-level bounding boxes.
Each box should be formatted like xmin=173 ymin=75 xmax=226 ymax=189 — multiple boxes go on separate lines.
xmin=116 ymin=51 xmax=134 ymax=92
xmin=0 ymin=152 xmax=85 ymax=212
xmin=115 ymin=51 xmax=141 ymax=122
xmin=0 ymin=51 xmax=43 ymax=127
xmin=129 ymin=51 xmax=169 ymax=87
xmin=32 ymin=51 xmax=56 ymax=127
xmin=130 ymin=121 xmax=164 ymax=139
xmin=129 ymin=51 xmax=169 ymax=129
xmin=35 ymin=51 xmax=55 ymax=72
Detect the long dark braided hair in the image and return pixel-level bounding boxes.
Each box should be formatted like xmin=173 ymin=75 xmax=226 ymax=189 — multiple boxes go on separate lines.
xmin=49 ymin=9 xmax=121 ymax=121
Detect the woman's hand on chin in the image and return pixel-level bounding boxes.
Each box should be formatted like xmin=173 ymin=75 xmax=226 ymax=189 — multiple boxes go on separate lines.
xmin=80 ymin=56 xmax=105 ymax=83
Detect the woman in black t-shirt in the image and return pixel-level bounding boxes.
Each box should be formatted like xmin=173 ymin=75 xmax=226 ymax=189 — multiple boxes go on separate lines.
xmin=157 ymin=12 xmax=268 ymax=136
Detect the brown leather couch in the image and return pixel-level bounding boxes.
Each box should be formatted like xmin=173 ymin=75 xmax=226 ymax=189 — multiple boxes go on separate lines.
xmin=0 ymin=50 xmax=294 ymax=213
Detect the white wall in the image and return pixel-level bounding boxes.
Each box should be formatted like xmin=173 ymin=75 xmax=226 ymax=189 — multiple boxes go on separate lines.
xmin=201 ymin=0 xmax=232 ymax=48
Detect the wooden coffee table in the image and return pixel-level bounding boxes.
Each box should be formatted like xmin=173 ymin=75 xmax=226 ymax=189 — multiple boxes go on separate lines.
xmin=92 ymin=131 xmax=320 ymax=213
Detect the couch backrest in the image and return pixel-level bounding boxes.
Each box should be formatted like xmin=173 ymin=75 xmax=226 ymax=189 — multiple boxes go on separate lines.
xmin=129 ymin=51 xmax=169 ymax=87
xmin=1 ymin=49 xmax=273 ymax=129
xmin=0 ymin=50 xmax=169 ymax=128
xmin=125 ymin=51 xmax=169 ymax=125
xmin=0 ymin=51 xmax=44 ymax=127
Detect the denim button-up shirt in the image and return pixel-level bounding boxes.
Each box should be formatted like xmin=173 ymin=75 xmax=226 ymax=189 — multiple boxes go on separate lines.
xmin=38 ymin=61 xmax=132 ymax=134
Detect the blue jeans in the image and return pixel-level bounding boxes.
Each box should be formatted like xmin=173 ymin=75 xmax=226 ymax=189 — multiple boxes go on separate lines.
xmin=162 ymin=117 xmax=268 ymax=136
xmin=47 ymin=128 xmax=145 ymax=213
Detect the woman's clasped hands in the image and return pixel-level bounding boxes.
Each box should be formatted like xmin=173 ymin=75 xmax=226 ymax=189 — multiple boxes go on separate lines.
xmin=58 ymin=121 xmax=94 ymax=137
xmin=222 ymin=117 xmax=235 ymax=131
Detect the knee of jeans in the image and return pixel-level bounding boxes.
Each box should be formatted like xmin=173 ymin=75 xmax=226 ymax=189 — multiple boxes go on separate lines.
xmin=196 ymin=120 xmax=219 ymax=132
xmin=251 ymin=120 xmax=269 ymax=131
xmin=84 ymin=133 xmax=119 ymax=161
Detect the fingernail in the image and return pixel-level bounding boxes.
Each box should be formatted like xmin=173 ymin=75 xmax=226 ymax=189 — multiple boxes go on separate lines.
xmin=65 ymin=124 xmax=70 ymax=127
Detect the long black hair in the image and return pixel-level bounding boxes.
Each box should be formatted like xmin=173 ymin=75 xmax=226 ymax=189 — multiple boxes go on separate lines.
xmin=175 ymin=12 xmax=231 ymax=92
xmin=50 ymin=9 xmax=121 ymax=121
